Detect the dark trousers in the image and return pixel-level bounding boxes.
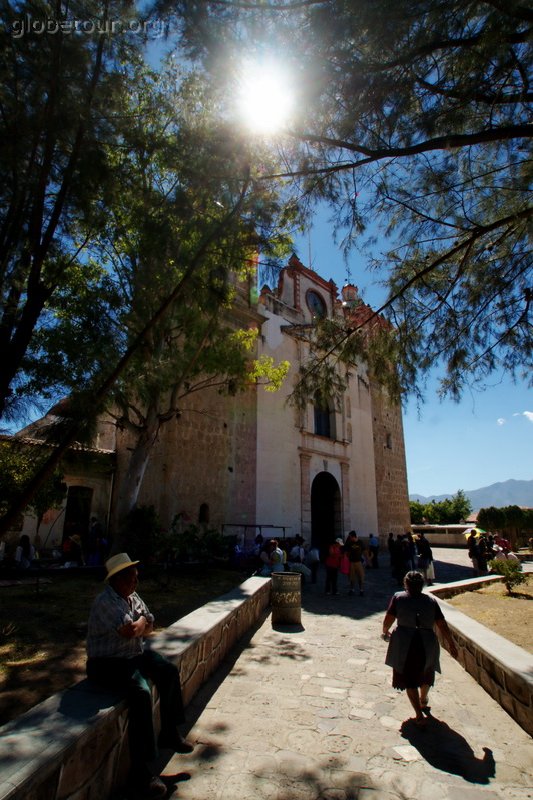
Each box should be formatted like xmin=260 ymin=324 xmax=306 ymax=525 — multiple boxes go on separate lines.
xmin=87 ymin=650 xmax=185 ymax=763
xmin=325 ymin=566 xmax=338 ymax=594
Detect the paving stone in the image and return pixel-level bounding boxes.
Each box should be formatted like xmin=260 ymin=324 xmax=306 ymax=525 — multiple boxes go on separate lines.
xmin=391 ymin=745 xmax=421 ymax=761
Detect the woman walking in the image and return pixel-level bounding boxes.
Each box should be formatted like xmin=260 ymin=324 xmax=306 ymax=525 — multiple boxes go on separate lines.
xmin=381 ymin=571 xmax=458 ymax=726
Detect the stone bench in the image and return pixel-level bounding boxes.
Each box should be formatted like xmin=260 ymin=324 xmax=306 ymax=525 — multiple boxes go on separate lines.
xmin=0 ymin=576 xmax=271 ymax=800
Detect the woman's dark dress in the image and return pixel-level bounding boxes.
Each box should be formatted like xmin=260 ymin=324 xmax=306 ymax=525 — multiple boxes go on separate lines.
xmin=385 ymin=591 xmax=444 ymax=689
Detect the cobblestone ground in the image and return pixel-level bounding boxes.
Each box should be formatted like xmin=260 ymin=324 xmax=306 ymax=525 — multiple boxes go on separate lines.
xmin=129 ymin=549 xmax=533 ymax=800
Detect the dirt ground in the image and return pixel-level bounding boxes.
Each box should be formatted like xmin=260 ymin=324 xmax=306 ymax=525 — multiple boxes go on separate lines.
xmin=0 ymin=566 xmax=250 ymax=726
xmin=447 ymin=579 xmax=533 ymax=653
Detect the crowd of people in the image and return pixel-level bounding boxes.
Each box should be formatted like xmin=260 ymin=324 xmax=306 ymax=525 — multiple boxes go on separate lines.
xmin=236 ymin=528 xmax=441 ymax=599
xmin=388 ymin=531 xmax=435 ymax=587
xmin=466 ymin=530 xmax=519 ymax=575
xmin=249 ymin=529 xmax=384 ymax=596
xmin=0 ymin=516 xmax=109 ymax=571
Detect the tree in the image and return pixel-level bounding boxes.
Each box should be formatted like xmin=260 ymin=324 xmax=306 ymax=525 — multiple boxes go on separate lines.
xmin=168 ymin=0 xmax=532 ymax=399
xmin=409 ymin=490 xmax=472 ymax=524
xmin=0 ymin=0 xmax=146 ymax=421
xmin=477 ymin=505 xmax=506 ymax=532
xmin=449 ymin=490 xmax=472 ymax=524
xmin=478 ymin=504 xmax=529 ymax=548
xmin=0 ymin=48 xmax=294 ymax=538
xmin=73 ymin=65 xmax=291 ymax=540
xmin=0 ymin=440 xmax=66 ymax=537
xmin=409 ymin=500 xmax=426 ymax=525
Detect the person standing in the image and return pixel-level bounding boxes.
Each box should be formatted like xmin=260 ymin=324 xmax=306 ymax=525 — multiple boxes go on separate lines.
xmin=86 ymin=553 xmax=193 ymax=799
xmin=381 ymin=571 xmax=458 ymax=726
xmin=387 ymin=532 xmax=395 ymax=566
xmin=87 ymin=516 xmax=105 ymax=565
xmin=270 ymin=539 xmax=285 ymax=572
xmin=325 ymin=538 xmax=343 ymax=595
xmin=467 ymin=531 xmax=481 ymax=575
xmin=345 ymin=530 xmax=365 ymax=595
xmin=14 ymin=534 xmax=35 ymax=569
xmin=306 ymin=544 xmax=321 ymax=584
xmin=477 ymin=534 xmax=490 ymax=574
xmin=416 ymin=532 xmax=435 ymax=586
xmin=368 ymin=533 xmax=379 ymax=569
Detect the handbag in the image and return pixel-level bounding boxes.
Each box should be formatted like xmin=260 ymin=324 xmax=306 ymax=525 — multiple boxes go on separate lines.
xmin=340 ymin=553 xmax=350 ymax=575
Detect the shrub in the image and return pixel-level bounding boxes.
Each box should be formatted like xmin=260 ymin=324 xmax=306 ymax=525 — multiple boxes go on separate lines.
xmin=488 ymin=558 xmax=528 ymax=595
xmin=124 ymin=505 xmax=163 ymax=563
xmin=166 ymin=518 xmax=231 ymax=563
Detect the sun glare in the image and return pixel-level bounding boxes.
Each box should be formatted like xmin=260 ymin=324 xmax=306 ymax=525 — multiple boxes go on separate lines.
xmin=237 ymin=61 xmax=294 ymax=135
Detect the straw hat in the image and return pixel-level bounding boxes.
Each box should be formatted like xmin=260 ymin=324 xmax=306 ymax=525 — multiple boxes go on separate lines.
xmin=105 ymin=553 xmax=139 ymax=581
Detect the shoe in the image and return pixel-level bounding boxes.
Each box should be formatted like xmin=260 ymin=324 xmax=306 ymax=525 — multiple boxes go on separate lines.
xmin=348 ymin=589 xmax=354 ymax=595
xmin=131 ymin=771 xmax=167 ymax=800
xmin=159 ymin=732 xmax=194 ymax=754
xmin=359 ymin=590 xmax=365 ymax=596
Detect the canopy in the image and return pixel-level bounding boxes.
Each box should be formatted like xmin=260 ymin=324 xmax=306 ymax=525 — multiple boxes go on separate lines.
xmin=463 ymin=527 xmax=486 ymax=539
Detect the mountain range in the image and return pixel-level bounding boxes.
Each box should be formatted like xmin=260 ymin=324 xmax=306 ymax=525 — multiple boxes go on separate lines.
xmin=409 ymin=478 xmax=533 ymax=510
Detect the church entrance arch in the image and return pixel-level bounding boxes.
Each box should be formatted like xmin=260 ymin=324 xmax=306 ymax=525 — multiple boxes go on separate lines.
xmin=311 ymin=472 xmax=342 ymax=557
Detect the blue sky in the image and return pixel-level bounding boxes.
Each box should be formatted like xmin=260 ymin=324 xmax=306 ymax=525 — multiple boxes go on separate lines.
xmin=292 ymin=206 xmax=532 ymax=498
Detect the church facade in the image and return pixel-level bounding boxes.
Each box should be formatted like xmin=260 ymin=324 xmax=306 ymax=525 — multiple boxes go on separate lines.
xmin=254 ymin=255 xmax=410 ymax=551
xmin=7 ymin=256 xmax=410 ymax=554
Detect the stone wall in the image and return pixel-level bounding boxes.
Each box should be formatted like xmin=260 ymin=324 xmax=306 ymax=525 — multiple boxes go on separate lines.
xmin=429 ymin=578 xmax=533 ymax=738
xmin=111 ymin=383 xmax=258 ymax=534
xmin=0 ymin=576 xmax=271 ymax=800
xmin=370 ymin=381 xmax=411 ymax=541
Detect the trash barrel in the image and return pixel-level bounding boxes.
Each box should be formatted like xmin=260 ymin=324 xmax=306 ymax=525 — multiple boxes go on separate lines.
xmin=271 ymin=571 xmax=302 ymax=625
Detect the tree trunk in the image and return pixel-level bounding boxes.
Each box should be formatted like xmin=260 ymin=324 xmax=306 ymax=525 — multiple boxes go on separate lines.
xmin=111 ymin=408 xmax=160 ymax=553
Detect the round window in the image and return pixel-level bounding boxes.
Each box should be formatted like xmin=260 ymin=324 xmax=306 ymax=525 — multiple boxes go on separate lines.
xmin=307 ymin=290 xmax=326 ymax=318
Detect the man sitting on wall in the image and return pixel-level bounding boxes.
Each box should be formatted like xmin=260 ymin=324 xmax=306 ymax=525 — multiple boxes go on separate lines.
xmin=86 ymin=553 xmax=193 ymax=800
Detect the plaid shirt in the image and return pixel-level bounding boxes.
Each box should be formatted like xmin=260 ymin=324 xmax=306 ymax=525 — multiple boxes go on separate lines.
xmin=86 ymin=584 xmax=155 ymax=659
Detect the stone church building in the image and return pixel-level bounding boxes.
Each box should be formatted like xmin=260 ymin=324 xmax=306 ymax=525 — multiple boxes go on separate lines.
xmin=7 ymin=255 xmax=410 ymax=554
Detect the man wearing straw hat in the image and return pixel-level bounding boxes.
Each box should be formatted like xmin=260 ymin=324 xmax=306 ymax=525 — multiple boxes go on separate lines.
xmin=86 ymin=553 xmax=193 ymax=799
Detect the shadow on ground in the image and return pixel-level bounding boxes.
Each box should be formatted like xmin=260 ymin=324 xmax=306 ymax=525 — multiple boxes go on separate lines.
xmin=400 ymin=716 xmax=496 ymax=783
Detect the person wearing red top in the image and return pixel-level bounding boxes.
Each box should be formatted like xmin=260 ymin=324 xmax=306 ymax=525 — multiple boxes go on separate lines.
xmin=325 ymin=538 xmax=343 ymax=595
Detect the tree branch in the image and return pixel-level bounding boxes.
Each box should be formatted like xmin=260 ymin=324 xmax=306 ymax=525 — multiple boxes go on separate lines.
xmin=290 ymin=205 xmax=533 ymax=396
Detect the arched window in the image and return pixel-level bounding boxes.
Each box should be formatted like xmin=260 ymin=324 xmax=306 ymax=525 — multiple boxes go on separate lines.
xmin=314 ymin=398 xmax=336 ymax=439
xmin=198 ymin=503 xmax=210 ymax=524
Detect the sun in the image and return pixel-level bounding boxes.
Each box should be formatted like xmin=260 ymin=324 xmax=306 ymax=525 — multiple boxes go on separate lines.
xmin=237 ymin=60 xmax=294 ymax=135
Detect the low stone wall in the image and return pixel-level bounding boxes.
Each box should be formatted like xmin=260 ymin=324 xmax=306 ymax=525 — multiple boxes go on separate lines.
xmin=429 ymin=577 xmax=533 ymax=737
xmin=0 ymin=575 xmax=271 ymax=800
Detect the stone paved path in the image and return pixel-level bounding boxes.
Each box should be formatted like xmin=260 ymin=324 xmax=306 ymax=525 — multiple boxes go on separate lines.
xmin=153 ymin=549 xmax=533 ymax=800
